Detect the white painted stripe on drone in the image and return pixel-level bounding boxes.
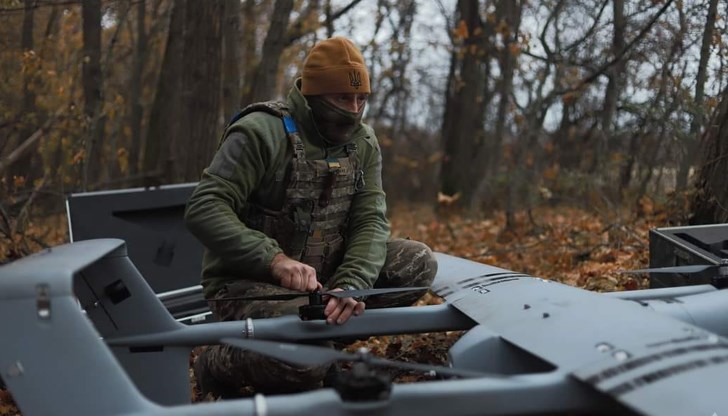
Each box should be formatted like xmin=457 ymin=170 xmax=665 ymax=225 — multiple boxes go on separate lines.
xmin=244 ymin=318 xmax=254 ymax=338
xmin=254 ymin=393 xmax=267 ymax=416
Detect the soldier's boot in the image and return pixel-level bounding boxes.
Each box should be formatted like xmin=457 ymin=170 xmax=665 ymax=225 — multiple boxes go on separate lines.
xmin=194 ymin=346 xmax=242 ymax=399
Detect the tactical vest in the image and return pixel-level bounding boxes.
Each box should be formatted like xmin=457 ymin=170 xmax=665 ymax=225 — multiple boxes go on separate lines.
xmin=228 ymin=101 xmax=363 ymax=283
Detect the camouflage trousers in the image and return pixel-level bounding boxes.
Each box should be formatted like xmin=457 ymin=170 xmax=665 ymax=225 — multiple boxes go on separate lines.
xmin=197 ymin=238 xmax=437 ymax=395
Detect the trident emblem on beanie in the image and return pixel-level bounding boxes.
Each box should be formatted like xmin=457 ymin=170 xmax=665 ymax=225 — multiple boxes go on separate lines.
xmin=348 ymin=71 xmax=362 ymax=89
xmin=301 ymin=37 xmax=371 ymax=95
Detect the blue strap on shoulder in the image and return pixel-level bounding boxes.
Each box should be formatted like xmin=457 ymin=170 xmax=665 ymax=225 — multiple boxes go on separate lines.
xmin=227 ymin=111 xmax=245 ymax=128
xmin=283 ymin=116 xmax=298 ymax=134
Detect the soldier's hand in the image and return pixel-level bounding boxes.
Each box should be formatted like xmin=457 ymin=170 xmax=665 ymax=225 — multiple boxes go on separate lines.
xmin=324 ymin=288 xmax=365 ymax=325
xmin=270 ymin=253 xmax=321 ymax=292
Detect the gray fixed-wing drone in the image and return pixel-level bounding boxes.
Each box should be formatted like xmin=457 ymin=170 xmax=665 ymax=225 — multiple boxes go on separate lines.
xmin=2 ymin=237 xmax=728 ymax=416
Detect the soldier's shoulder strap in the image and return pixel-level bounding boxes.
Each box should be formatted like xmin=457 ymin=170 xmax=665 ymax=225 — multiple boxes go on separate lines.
xmin=225 ymin=101 xmax=291 ymax=129
xmin=222 ymin=100 xmax=304 ymax=158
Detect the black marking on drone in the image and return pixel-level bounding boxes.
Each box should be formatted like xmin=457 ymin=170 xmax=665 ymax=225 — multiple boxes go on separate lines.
xmin=129 ymin=345 xmax=164 ymax=353
xmin=606 ymin=353 xmax=728 ymax=396
xmin=464 ymin=278 xmax=522 ymax=294
xmin=462 ymin=276 xmax=522 ymax=288
xmin=584 ymin=343 xmax=728 ymax=385
xmin=655 ymin=298 xmax=683 ymax=304
xmin=632 ymin=298 xmax=684 ymax=306
xmin=436 ymin=273 xmax=530 ymax=297
xmin=438 ymin=289 xmax=456 ymax=297
xmin=645 ymin=334 xmax=707 ymax=349
xmin=457 ymin=272 xmax=526 ymax=286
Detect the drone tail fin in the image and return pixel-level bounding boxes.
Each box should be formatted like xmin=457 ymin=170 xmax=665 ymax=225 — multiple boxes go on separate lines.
xmin=0 ymin=239 xmax=159 ymax=415
xmin=75 ymin=244 xmax=193 ymax=405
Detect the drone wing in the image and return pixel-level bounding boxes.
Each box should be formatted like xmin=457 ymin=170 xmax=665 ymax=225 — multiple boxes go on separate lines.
xmin=431 ymin=252 xmax=530 ymax=302
xmin=431 ymin=252 xmax=728 ymax=416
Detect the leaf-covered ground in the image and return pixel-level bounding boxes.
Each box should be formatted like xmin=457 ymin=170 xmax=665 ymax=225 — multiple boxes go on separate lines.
xmin=0 ymin=203 xmax=668 ymax=413
xmin=393 ymin=203 xmax=657 ymax=292
xmin=334 ymin=203 xmax=660 ymax=387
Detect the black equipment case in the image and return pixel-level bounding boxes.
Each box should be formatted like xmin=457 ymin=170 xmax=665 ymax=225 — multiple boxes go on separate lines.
xmin=649 ymin=223 xmax=728 ymax=288
xmin=66 ymin=183 xmax=212 ymax=323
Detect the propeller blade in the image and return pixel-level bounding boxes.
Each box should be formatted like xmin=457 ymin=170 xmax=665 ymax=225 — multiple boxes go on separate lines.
xmin=222 ymin=338 xmax=489 ymax=379
xmin=365 ymin=356 xmax=491 ymax=379
xmin=325 ymin=286 xmax=429 ymax=298
xmin=206 ymin=287 xmax=431 ymax=302
xmin=622 ymin=264 xmax=716 ymax=274
xmin=223 ymin=338 xmax=358 ymax=366
xmin=208 ymin=292 xmax=308 ymax=302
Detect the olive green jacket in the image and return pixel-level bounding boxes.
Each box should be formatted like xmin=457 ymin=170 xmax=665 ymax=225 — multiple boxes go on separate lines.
xmin=185 ymin=81 xmax=390 ymax=297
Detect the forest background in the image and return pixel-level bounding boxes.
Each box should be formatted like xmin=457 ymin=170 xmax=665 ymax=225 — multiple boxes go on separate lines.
xmin=2 ymin=0 xmax=728 ymax=256
xmin=1 ymin=0 xmax=728 ymax=409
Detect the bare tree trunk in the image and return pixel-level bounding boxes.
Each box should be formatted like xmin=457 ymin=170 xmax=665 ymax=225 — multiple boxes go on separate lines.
xmin=10 ymin=0 xmax=37 ymax=193
xmin=82 ymin=0 xmax=103 ymax=189
xmin=596 ymin=0 xmax=626 ymax=202
xmin=241 ymin=0 xmax=294 ymax=105
xmin=633 ymin=13 xmax=686 ymax=200
xmin=129 ymin=0 xmax=147 ymax=177
xmin=439 ymin=0 xmax=488 ymax=207
xmin=676 ymin=0 xmax=718 ymax=191
xmin=222 ymin=0 xmax=242 ymax=121
xmin=596 ymin=0 xmax=625 ymax=171
xmin=43 ymin=3 xmax=59 ymax=39
xmin=236 ymin=0 xmax=353 ymax=107
xmin=144 ymin=0 xmax=186 ymax=183
xmin=239 ymin=0 xmax=258 ymax=106
xmin=493 ymin=0 xmax=524 ymax=227
xmin=371 ymin=0 xmax=416 ymax=134
xmin=20 ymin=0 xmax=36 ymax=134
xmin=45 ymin=3 xmax=65 ymax=187
xmin=180 ymin=0 xmax=223 ymax=181
xmin=482 ymin=0 xmax=523 ymax=221
xmin=690 ymin=86 xmax=728 ymax=224
xmin=286 ymin=0 xmax=321 ymax=45
xmin=325 ymin=0 xmax=334 ymax=37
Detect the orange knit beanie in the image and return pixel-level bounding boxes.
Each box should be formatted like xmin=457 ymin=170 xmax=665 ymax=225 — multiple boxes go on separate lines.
xmin=301 ymin=37 xmax=371 ymax=95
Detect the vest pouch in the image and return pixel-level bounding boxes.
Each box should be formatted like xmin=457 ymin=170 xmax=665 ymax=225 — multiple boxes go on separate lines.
xmin=246 ymin=206 xmax=286 ymax=240
xmin=271 ymin=214 xmax=297 ymax=257
xmin=245 ymin=209 xmax=299 ymax=258
xmin=303 ymin=234 xmax=345 ymax=282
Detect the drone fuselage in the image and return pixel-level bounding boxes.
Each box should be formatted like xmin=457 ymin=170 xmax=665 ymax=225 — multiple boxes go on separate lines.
xmin=3 ymin=241 xmax=728 ymax=416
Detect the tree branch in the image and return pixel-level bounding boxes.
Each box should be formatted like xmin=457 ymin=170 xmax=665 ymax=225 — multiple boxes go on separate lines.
xmin=285 ymin=0 xmax=363 ymax=45
xmin=0 ymin=116 xmax=55 ymax=176
xmin=553 ymin=0 xmax=675 ymax=96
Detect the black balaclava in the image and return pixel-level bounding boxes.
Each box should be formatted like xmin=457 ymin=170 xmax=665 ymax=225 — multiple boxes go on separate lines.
xmin=307 ymin=96 xmax=365 ymax=146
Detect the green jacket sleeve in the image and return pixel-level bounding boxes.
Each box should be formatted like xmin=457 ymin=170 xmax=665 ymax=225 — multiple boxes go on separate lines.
xmin=184 ymin=121 xmax=284 ymax=280
xmin=328 ymin=128 xmax=390 ymax=290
